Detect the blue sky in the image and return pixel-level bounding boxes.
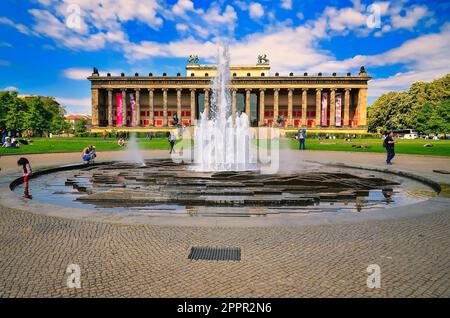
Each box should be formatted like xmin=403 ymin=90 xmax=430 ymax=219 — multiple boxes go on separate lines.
xmin=0 ymin=0 xmax=449 ymax=114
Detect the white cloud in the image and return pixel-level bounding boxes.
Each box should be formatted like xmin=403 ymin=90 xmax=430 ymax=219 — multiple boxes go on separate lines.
xmin=3 ymin=0 xmax=446 ymax=103
xmin=281 ymin=0 xmax=292 ymax=10
xmin=56 ymin=97 xmax=91 ymax=114
xmin=249 ymin=3 xmax=264 ymax=20
xmin=63 ymin=68 xmax=121 ymax=80
xmin=0 ymin=42 xmax=12 ymax=48
xmin=172 ymin=0 xmax=203 ymax=17
xmin=0 ymin=59 xmax=10 ymax=66
xmin=202 ymin=4 xmax=237 ymax=33
xmin=369 ymin=70 xmax=446 ymax=97
xmin=391 ymin=5 xmax=429 ymax=30
xmin=63 ymin=68 xmax=94 ymax=80
xmin=176 ymin=23 xmax=188 ymax=33
xmin=310 ymin=24 xmax=450 ymax=96
xmin=325 ymin=7 xmax=367 ymax=32
xmin=4 ymin=86 xmax=19 ymax=91
xmin=21 ymin=0 xmax=163 ymax=51
xmin=0 ymin=16 xmax=33 ymax=35
xmin=125 ymin=37 xmax=217 ymax=61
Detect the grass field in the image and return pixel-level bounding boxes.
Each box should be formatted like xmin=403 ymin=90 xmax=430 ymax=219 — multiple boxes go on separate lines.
xmin=288 ymin=138 xmax=450 ymax=156
xmin=0 ymin=137 xmax=171 ymax=156
xmin=1 ymin=137 xmax=450 ymax=157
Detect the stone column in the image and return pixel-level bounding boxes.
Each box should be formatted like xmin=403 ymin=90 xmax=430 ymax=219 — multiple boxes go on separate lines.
xmin=204 ymin=88 xmax=210 ymax=118
xmin=273 ymin=88 xmax=280 ymax=122
xmin=177 ymin=88 xmax=182 ymax=123
xmin=301 ymin=88 xmax=308 ymax=127
xmin=135 ymin=88 xmax=140 ymax=127
xmin=107 ymin=89 xmax=113 ymax=127
xmin=232 ymin=88 xmax=237 ymax=117
xmin=330 ymin=89 xmax=336 ymax=127
xmin=315 ymin=88 xmax=322 ymax=127
xmin=245 ymin=88 xmax=252 ymax=117
xmin=358 ymin=88 xmax=367 ymax=127
xmin=190 ymin=89 xmax=196 ymax=124
xmin=121 ymin=89 xmax=127 ymax=127
xmin=162 ymin=88 xmax=168 ymax=126
xmin=287 ymin=88 xmax=294 ymax=126
xmin=259 ymin=88 xmax=265 ymax=126
xmin=344 ymin=88 xmax=351 ymax=127
xmin=149 ymin=88 xmax=154 ymax=126
xmin=91 ymin=88 xmax=99 ymax=126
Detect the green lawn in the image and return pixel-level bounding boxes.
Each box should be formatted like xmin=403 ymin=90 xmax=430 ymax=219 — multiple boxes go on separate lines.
xmin=0 ymin=137 xmax=171 ymax=156
xmin=2 ymin=137 xmax=450 ymax=157
xmin=288 ymin=138 xmax=450 ymax=156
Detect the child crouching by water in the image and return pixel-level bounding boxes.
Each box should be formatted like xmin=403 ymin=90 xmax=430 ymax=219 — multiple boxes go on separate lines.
xmin=17 ymin=157 xmax=32 ymax=199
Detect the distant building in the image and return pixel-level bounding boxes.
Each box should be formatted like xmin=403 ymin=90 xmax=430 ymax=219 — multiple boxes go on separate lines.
xmin=65 ymin=114 xmax=92 ymax=131
xmin=88 ymin=56 xmax=370 ymax=133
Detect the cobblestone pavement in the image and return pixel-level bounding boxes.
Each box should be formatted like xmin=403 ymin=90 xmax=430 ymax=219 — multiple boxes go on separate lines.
xmin=1 ymin=205 xmax=449 ymax=298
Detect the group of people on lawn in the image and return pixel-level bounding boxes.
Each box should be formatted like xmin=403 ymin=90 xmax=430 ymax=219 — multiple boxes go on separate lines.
xmin=1 ymin=128 xmax=32 ymax=148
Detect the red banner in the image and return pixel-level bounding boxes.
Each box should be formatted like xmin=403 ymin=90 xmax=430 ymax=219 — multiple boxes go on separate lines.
xmin=130 ymin=93 xmax=136 ymax=126
xmin=321 ymin=92 xmax=328 ymax=126
xmin=115 ymin=93 xmax=123 ymax=126
xmin=335 ymin=92 xmax=342 ymax=127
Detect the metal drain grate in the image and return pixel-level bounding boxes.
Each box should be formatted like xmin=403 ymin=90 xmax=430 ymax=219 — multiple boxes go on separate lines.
xmin=188 ymin=247 xmax=241 ymax=261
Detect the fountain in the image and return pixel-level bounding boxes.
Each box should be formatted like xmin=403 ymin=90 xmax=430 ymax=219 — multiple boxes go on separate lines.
xmin=194 ymin=45 xmax=255 ymax=171
xmin=123 ymin=133 xmax=145 ymax=165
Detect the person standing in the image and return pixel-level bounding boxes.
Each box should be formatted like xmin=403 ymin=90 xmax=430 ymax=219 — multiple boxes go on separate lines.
xmin=17 ymin=158 xmax=32 ymax=199
xmin=168 ymin=132 xmax=176 ymax=154
xmin=384 ymin=131 xmax=395 ymax=165
xmin=298 ymin=129 xmax=306 ymax=150
xmin=172 ymin=112 xmax=179 ymax=127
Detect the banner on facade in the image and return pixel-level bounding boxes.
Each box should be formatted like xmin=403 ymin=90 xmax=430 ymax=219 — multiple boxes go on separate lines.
xmin=335 ymin=92 xmax=342 ymax=127
xmin=130 ymin=93 xmax=136 ymax=126
xmin=321 ymin=92 xmax=328 ymax=126
xmin=115 ymin=92 xmax=123 ymax=126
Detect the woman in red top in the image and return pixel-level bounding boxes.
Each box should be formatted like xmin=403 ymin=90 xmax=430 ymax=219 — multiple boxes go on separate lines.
xmin=17 ymin=157 xmax=32 ymax=199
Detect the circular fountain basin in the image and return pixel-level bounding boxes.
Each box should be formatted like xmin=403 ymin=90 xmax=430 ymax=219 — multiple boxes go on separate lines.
xmin=13 ymin=159 xmax=436 ymax=222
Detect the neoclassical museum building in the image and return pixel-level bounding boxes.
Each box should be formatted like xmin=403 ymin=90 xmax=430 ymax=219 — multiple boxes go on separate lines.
xmin=88 ymin=57 xmax=370 ymax=133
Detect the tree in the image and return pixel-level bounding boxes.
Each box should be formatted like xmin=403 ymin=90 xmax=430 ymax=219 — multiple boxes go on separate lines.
xmin=51 ymin=114 xmax=71 ymax=135
xmin=415 ymin=102 xmax=433 ymax=134
xmin=0 ymin=91 xmax=28 ymax=130
xmin=428 ymin=99 xmax=450 ymax=133
xmin=23 ymin=97 xmax=52 ymax=136
xmin=74 ymin=118 xmax=88 ymax=136
xmin=368 ymin=73 xmax=450 ymax=133
xmin=22 ymin=96 xmax=68 ymax=134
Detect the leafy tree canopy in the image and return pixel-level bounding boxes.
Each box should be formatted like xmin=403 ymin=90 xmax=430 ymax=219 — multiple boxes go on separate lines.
xmin=368 ymin=74 xmax=450 ymax=133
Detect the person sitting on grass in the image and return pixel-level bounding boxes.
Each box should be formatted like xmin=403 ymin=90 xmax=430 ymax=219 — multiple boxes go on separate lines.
xmin=2 ymin=137 xmax=15 ymax=148
xmin=17 ymin=157 xmax=32 ymax=199
xmin=11 ymin=137 xmax=20 ymax=148
xmin=82 ymin=145 xmax=96 ymax=164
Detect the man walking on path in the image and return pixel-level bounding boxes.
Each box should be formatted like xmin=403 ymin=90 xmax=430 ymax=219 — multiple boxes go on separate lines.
xmin=384 ymin=131 xmax=396 ymax=165
xmin=168 ymin=132 xmax=176 ymax=154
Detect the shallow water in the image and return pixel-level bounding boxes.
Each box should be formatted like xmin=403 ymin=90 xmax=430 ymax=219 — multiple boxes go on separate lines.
xmin=14 ymin=160 xmax=436 ymax=218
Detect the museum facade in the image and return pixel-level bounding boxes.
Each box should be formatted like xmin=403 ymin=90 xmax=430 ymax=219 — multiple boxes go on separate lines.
xmin=88 ymin=58 xmax=371 ymax=133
